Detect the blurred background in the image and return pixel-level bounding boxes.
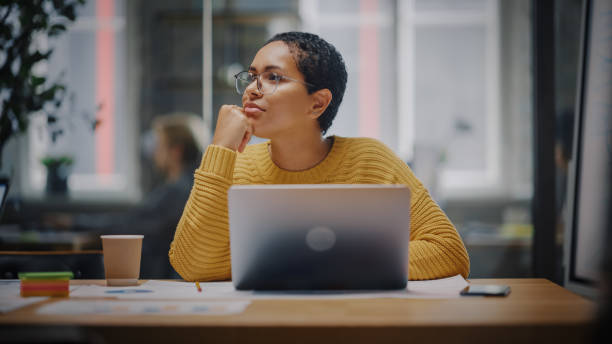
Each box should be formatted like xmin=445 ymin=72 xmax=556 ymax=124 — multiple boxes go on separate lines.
xmin=0 ymin=0 xmax=586 ymax=282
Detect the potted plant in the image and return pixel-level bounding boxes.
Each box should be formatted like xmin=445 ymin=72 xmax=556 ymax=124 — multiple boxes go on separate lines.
xmin=0 ymin=0 xmax=85 ymax=173
xmin=39 ymin=96 xmax=101 ymax=196
xmin=41 ymin=155 xmax=73 ymax=194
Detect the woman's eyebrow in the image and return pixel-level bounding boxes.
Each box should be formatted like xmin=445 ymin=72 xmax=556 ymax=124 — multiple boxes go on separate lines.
xmin=248 ymin=65 xmax=283 ymax=72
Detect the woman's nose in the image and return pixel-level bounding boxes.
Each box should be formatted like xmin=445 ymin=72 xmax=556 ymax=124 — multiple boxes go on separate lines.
xmin=245 ymin=79 xmax=262 ymax=98
xmin=243 ymin=85 xmax=261 ymax=105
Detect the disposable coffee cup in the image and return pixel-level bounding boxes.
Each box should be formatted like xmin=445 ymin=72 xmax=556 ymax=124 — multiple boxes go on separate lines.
xmin=101 ymin=235 xmax=144 ymax=286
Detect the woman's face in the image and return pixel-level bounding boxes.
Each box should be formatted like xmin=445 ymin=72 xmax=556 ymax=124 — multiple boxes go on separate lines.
xmin=153 ymin=129 xmax=169 ymax=173
xmin=242 ymin=41 xmax=316 ymax=139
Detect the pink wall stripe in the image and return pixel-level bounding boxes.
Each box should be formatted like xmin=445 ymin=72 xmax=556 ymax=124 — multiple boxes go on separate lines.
xmin=96 ymin=0 xmax=115 ymax=175
xmin=358 ymin=0 xmax=380 ymax=138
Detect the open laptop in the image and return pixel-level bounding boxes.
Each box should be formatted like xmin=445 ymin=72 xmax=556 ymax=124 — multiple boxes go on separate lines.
xmin=228 ymin=184 xmax=411 ymax=290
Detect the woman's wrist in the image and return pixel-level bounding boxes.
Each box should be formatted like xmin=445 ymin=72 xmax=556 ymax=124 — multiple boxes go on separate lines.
xmin=211 ymin=138 xmax=239 ymax=152
xmin=198 ymin=144 xmax=237 ymax=179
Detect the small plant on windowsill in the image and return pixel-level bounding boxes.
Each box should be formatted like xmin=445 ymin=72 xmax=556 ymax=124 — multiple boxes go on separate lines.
xmin=38 ymin=95 xmax=101 ymax=196
xmin=41 ymin=155 xmax=73 ymax=194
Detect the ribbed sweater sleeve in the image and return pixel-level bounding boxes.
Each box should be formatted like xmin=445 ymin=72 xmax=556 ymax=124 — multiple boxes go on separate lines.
xmin=168 ymin=145 xmax=236 ymax=281
xmin=407 ymin=187 xmax=470 ymax=279
xmin=351 ymin=138 xmax=470 ymax=279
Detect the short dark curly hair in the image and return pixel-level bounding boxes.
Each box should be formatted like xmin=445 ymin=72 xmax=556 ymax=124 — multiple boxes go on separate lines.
xmin=265 ymin=32 xmax=348 ymax=135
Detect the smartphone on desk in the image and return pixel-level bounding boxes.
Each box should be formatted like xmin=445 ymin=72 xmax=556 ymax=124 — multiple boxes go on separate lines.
xmin=460 ymin=284 xmax=511 ymax=296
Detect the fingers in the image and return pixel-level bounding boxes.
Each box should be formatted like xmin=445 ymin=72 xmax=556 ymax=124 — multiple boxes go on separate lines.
xmin=212 ymin=105 xmax=252 ymax=151
xmin=238 ymin=126 xmax=253 ymax=153
xmin=238 ymin=118 xmax=254 ymax=153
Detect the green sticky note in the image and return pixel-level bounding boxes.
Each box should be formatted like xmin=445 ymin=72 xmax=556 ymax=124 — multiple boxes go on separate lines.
xmin=18 ymin=271 xmax=74 ymax=280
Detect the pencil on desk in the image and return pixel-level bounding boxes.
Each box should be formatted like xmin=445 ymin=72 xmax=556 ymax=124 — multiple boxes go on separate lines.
xmin=195 ymin=281 xmax=202 ymax=292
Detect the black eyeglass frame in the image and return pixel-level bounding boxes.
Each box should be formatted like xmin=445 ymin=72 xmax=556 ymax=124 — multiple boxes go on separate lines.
xmin=233 ymin=71 xmax=315 ymax=95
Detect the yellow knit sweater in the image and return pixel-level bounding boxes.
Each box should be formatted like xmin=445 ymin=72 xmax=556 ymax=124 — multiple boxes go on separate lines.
xmin=169 ymin=136 xmax=470 ymax=281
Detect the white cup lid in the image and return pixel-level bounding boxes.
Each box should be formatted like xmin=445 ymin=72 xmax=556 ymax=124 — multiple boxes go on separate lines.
xmin=100 ymin=235 xmax=144 ymax=239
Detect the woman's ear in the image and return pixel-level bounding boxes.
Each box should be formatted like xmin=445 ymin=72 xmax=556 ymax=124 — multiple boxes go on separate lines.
xmin=309 ymin=89 xmax=332 ymax=119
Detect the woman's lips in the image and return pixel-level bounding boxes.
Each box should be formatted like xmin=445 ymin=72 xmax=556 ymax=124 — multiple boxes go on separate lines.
xmin=244 ymin=104 xmax=265 ymax=117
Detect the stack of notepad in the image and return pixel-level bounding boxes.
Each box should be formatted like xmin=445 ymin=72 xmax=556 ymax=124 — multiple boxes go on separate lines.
xmin=19 ymin=271 xmax=73 ymax=297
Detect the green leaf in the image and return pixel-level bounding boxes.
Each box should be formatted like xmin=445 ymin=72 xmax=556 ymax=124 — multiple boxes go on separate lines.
xmin=41 ymin=155 xmax=74 ymax=167
xmin=52 ymin=0 xmax=66 ymax=9
xmin=92 ymin=119 xmax=102 ymax=131
xmin=38 ymin=84 xmax=63 ymax=102
xmin=20 ymin=51 xmax=53 ymax=73
xmin=60 ymin=5 xmax=76 ymax=22
xmin=48 ymin=23 xmax=66 ymax=36
xmin=0 ymin=24 xmax=12 ymax=41
xmin=30 ymin=75 xmax=46 ymax=87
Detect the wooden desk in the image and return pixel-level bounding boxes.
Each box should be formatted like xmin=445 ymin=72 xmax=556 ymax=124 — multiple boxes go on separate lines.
xmin=0 ymin=279 xmax=596 ymax=344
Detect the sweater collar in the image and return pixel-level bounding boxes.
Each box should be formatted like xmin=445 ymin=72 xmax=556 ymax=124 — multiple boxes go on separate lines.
xmin=255 ymin=135 xmax=345 ymax=184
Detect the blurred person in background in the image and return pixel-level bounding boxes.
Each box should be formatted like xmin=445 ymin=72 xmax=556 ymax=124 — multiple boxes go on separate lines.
xmin=47 ymin=113 xmax=208 ymax=278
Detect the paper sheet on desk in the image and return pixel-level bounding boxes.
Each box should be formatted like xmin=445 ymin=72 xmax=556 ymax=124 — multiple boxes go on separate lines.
xmin=70 ymin=283 xmax=157 ymax=298
xmin=37 ymin=300 xmax=251 ymax=316
xmin=406 ymin=274 xmax=469 ymax=298
xmin=70 ymin=275 xmax=468 ymax=300
xmin=0 ymin=280 xmax=74 ymax=313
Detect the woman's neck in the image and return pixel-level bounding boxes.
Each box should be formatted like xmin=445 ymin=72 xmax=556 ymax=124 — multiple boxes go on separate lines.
xmin=268 ymin=131 xmax=332 ymax=172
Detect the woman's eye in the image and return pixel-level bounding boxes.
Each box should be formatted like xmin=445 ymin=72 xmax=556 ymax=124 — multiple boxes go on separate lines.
xmin=267 ymin=73 xmax=281 ymax=81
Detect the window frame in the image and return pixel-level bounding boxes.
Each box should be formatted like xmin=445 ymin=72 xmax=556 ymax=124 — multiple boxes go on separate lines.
xmin=21 ymin=0 xmax=140 ymax=203
xmin=397 ymin=0 xmax=503 ymax=198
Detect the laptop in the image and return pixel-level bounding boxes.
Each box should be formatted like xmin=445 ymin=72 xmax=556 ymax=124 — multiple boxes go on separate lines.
xmin=228 ymin=184 xmax=411 ymax=290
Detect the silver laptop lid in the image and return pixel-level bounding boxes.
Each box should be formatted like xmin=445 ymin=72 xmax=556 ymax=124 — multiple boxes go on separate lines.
xmin=228 ymin=184 xmax=411 ymax=290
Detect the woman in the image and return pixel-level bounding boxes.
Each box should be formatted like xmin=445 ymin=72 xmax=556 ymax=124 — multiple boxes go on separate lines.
xmin=169 ymin=32 xmax=469 ymax=281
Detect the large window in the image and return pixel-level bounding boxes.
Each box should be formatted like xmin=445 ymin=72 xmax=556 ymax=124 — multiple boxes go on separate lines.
xmin=300 ymin=0 xmax=531 ymax=201
xmin=399 ymin=0 xmax=501 ymax=196
xmin=23 ymin=0 xmax=138 ymax=200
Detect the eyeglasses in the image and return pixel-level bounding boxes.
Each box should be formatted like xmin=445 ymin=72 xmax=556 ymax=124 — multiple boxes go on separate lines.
xmin=234 ymin=71 xmax=314 ymax=95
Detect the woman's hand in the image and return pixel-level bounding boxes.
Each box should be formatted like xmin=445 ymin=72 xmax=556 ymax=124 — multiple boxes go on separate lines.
xmin=212 ymin=105 xmax=253 ymax=153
